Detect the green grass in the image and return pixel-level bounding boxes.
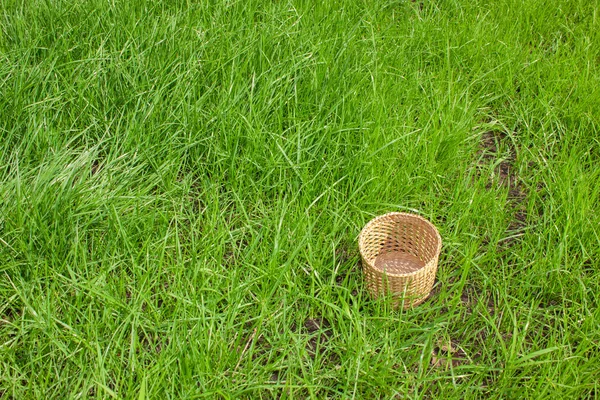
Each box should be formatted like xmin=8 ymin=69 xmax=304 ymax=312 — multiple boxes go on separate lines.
xmin=1 ymin=0 xmax=599 ymax=398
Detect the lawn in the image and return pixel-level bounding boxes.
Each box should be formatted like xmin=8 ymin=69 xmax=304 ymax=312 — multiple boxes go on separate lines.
xmin=1 ymin=0 xmax=599 ymax=398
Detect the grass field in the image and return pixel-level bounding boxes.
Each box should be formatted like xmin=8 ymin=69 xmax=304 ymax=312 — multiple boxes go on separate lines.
xmin=1 ymin=0 xmax=599 ymax=398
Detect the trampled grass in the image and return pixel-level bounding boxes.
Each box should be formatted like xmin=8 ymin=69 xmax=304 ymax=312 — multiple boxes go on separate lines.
xmin=1 ymin=0 xmax=599 ymax=398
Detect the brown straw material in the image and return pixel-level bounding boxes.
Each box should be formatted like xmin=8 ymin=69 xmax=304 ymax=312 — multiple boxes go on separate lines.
xmin=359 ymin=212 xmax=442 ymax=309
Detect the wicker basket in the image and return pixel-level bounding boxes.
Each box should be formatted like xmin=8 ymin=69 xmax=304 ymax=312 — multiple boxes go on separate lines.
xmin=358 ymin=212 xmax=442 ymax=309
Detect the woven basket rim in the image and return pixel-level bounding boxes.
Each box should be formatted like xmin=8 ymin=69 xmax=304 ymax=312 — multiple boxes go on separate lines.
xmin=358 ymin=212 xmax=442 ymax=278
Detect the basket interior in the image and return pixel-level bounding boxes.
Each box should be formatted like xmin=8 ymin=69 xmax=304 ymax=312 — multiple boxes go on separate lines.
xmin=374 ymin=252 xmax=425 ymax=274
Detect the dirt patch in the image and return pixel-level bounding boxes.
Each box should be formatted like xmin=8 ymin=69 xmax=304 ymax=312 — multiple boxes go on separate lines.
xmin=269 ymin=370 xmax=281 ymax=382
xmin=233 ymin=327 xmax=268 ymax=368
xmin=138 ymin=330 xmax=165 ymax=354
xmin=234 ymin=324 xmax=287 ymax=371
xmin=479 ymin=131 xmax=507 ymax=159
xmin=461 ymin=285 xmax=496 ymax=315
xmin=190 ymin=195 xmax=206 ymax=215
xmin=582 ymin=259 xmax=594 ymax=276
xmin=511 ymin=209 xmax=527 ymax=227
xmin=304 ymin=317 xmax=329 ymax=333
xmin=430 ymin=339 xmax=468 ymax=369
xmin=477 ymin=128 xmax=529 ymax=251
xmin=303 ymin=317 xmax=334 ymax=360
xmin=91 ymin=159 xmax=100 ymax=176
xmin=478 ymin=130 xmax=518 ymax=188
xmin=250 ymin=334 xmax=273 ymax=361
xmin=335 ymin=261 xmax=360 ymax=286
xmin=334 ymin=246 xmax=361 ymax=298
xmin=585 ymin=388 xmax=598 ymax=399
xmin=426 ymin=279 xmax=442 ymax=301
xmin=1 ymin=305 xmax=19 ymax=324
xmin=234 ymin=316 xmax=339 ymax=378
xmin=223 ymin=238 xmax=248 ymax=267
xmin=125 ymin=288 xmax=132 ymax=303
xmin=335 ymin=244 xmax=357 ymax=265
xmin=537 ymin=290 xmax=561 ymax=309
xmin=410 ymin=0 xmax=425 ymax=11
xmin=335 ymin=245 xmax=359 ymax=281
